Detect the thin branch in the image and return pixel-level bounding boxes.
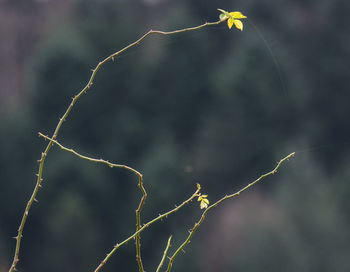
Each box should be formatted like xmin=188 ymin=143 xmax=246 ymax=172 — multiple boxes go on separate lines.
xmin=94 ymin=187 xmax=200 ymax=272
xmin=165 ymin=152 xmax=295 ymax=272
xmin=38 ymin=133 xmax=142 ymax=177
xmin=39 ymin=133 xmax=148 ymax=270
xmin=8 ymin=19 xmax=223 ymax=272
xmin=156 ymin=236 xmax=173 ymax=272
xmin=135 ymin=174 xmax=147 ymax=272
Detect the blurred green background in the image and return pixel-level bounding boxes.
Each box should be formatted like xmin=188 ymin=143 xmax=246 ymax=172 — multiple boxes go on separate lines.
xmin=1 ymin=0 xmax=350 ymax=271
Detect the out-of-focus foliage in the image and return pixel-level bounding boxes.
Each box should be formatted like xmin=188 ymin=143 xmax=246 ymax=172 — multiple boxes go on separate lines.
xmin=1 ymin=0 xmax=350 ymax=271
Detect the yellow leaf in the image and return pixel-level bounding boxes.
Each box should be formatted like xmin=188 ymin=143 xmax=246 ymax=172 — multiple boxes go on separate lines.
xmin=197 ymin=194 xmax=208 ymax=201
xmin=200 ymin=200 xmax=209 ymax=209
xmin=229 ymin=11 xmax=247 ymax=19
xmin=227 ymin=18 xmax=234 ymax=29
xmin=233 ymin=19 xmax=243 ymax=31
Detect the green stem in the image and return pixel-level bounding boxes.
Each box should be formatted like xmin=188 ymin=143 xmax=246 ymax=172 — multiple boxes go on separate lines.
xmin=39 ymin=133 xmax=142 ymax=176
xmin=8 ymin=19 xmax=222 ymax=272
xmin=156 ymin=236 xmax=173 ymax=272
xmin=135 ymin=174 xmax=147 ymax=272
xmin=94 ymin=187 xmax=200 ymax=272
xmin=40 ymin=133 xmax=147 ymax=271
xmin=165 ymin=152 xmax=295 ymax=272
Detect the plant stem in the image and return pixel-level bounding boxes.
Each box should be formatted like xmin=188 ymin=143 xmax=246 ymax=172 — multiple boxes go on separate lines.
xmin=94 ymin=187 xmax=200 ymax=272
xmin=135 ymin=174 xmax=147 ymax=272
xmin=39 ymin=133 xmax=142 ymax=176
xmin=8 ymin=19 xmax=222 ymax=272
xmin=156 ymin=236 xmax=173 ymax=272
xmin=165 ymin=152 xmax=295 ymax=272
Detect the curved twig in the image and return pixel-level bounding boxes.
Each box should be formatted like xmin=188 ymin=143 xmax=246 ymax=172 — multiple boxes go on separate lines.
xmin=165 ymin=152 xmax=295 ymax=272
xmin=8 ymin=19 xmax=222 ymax=272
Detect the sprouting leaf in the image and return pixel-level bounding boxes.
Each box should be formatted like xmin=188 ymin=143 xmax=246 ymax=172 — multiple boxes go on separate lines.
xmin=219 ymin=13 xmax=227 ymax=21
xmin=217 ymin=8 xmax=229 ymax=18
xmin=197 ymin=193 xmax=209 ymax=209
xmin=229 ymin=11 xmax=247 ymax=19
xmin=233 ymin=19 xmax=244 ymax=31
xmin=200 ymin=198 xmax=209 ymax=209
xmin=218 ymin=9 xmax=247 ymax=31
xmin=197 ymin=194 xmax=208 ymax=200
xmin=227 ymin=18 xmax=234 ymax=29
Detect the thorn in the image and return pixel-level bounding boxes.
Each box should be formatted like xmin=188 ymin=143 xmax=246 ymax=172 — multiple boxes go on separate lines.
xmin=12 ymin=261 xmax=19 ymax=271
xmin=111 ymin=56 xmax=114 ymax=61
xmin=34 ymin=198 xmax=39 ymax=203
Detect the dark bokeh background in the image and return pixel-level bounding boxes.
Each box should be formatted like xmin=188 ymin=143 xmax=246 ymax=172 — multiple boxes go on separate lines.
xmin=1 ymin=0 xmax=350 ymax=271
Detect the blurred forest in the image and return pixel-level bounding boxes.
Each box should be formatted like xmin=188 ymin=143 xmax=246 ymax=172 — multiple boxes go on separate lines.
xmin=1 ymin=0 xmax=350 ymax=271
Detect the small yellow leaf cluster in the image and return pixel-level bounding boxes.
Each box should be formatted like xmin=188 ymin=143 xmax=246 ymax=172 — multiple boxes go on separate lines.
xmin=197 ymin=193 xmax=209 ymax=209
xmin=218 ymin=9 xmax=247 ymax=31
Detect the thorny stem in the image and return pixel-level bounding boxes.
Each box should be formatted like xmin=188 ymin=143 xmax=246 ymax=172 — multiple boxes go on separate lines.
xmin=156 ymin=236 xmax=173 ymax=272
xmin=165 ymin=152 xmax=295 ymax=272
xmin=37 ymin=137 xmax=295 ymax=271
xmin=8 ymin=19 xmax=222 ymax=272
xmin=39 ymin=133 xmax=142 ymax=176
xmin=135 ymin=174 xmax=147 ymax=272
xmin=94 ymin=187 xmax=200 ymax=272
xmin=39 ymin=133 xmax=147 ymax=271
